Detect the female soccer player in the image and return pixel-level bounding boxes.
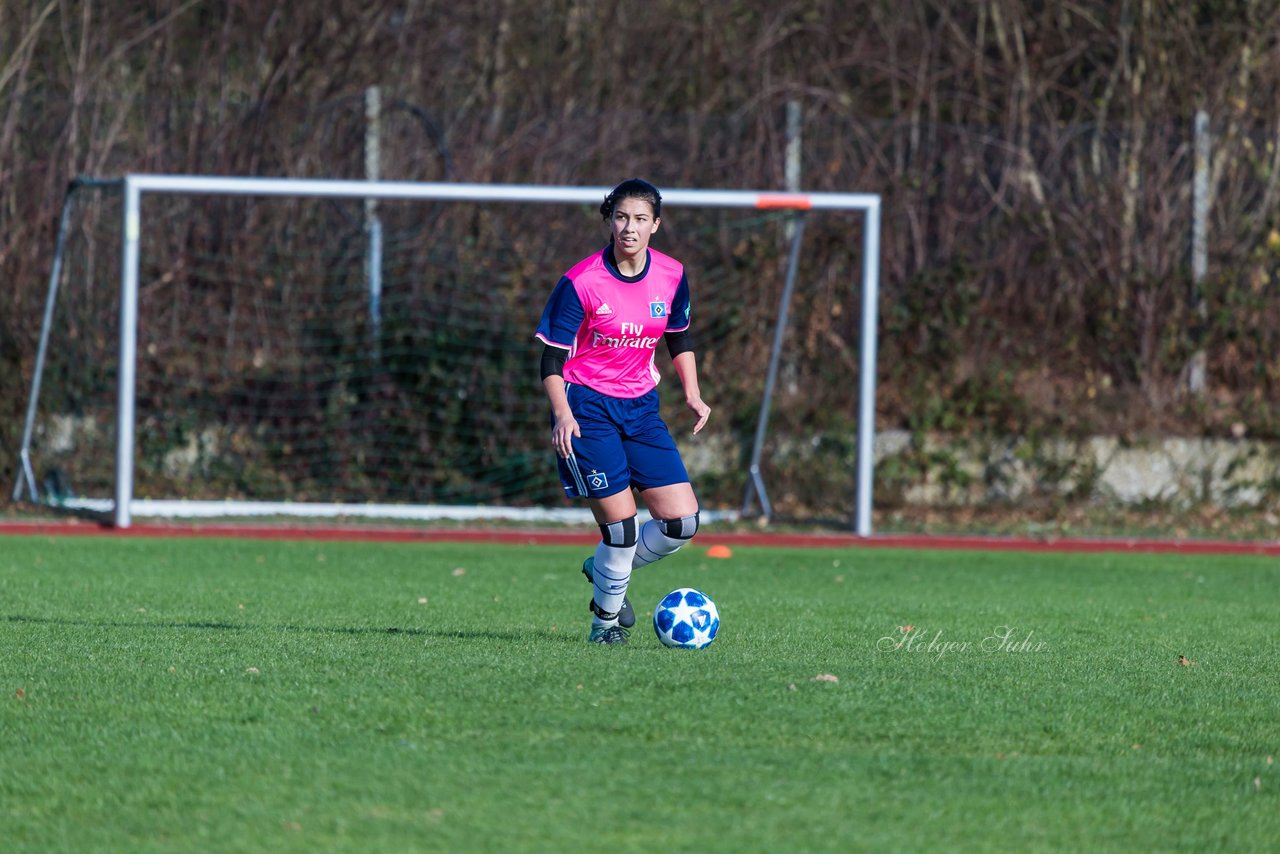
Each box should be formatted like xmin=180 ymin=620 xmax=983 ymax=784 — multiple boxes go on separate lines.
xmin=535 ymin=178 xmax=712 ymax=645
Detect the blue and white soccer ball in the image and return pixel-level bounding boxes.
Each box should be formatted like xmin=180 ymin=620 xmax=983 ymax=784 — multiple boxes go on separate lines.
xmin=653 ymin=588 xmax=720 ymax=649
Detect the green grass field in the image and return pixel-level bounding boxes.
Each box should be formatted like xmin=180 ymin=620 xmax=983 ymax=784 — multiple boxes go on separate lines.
xmin=2 ymin=533 xmax=1278 ymax=852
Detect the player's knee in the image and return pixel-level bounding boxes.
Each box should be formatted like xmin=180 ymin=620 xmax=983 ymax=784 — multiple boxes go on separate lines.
xmin=599 ymin=515 xmax=638 ymax=548
xmin=657 ymin=511 xmax=699 ymax=541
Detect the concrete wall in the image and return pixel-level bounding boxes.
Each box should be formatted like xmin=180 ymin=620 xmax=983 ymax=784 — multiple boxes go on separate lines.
xmin=872 ymin=430 xmax=1280 ymax=508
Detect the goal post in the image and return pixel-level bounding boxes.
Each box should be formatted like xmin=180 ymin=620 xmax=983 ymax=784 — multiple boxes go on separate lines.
xmin=16 ymin=174 xmax=882 ymax=534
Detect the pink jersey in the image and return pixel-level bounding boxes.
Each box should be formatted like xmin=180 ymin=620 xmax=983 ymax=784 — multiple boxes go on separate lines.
xmin=536 ymin=246 xmax=691 ymax=399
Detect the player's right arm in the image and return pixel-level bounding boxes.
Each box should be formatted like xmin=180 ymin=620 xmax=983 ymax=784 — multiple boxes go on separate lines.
xmin=536 ymin=276 xmax=585 ymax=459
xmin=541 ymin=359 xmax=579 ymax=459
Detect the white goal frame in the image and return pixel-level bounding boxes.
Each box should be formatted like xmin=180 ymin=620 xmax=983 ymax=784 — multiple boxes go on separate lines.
xmin=25 ymin=174 xmax=883 ymax=534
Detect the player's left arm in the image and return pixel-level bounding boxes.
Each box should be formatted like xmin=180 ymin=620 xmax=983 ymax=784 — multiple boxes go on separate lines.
xmin=670 ymin=348 xmax=710 ymax=435
xmin=664 ymin=272 xmax=708 ymax=433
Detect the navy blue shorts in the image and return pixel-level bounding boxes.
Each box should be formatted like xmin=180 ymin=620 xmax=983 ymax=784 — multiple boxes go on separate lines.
xmin=556 ymin=383 xmax=690 ymax=499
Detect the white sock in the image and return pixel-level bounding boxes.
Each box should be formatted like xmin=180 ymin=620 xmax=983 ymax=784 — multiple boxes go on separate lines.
xmin=633 ymin=517 xmax=694 ymax=568
xmin=591 ymin=540 xmax=635 ymax=624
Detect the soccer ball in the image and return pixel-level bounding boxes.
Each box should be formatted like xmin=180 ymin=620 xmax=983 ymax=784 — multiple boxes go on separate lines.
xmin=653 ymin=588 xmax=720 ymax=649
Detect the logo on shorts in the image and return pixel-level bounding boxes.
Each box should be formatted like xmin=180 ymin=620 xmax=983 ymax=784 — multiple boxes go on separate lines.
xmin=650 ymin=301 xmax=667 ymax=318
xmin=587 ymin=471 xmax=609 ymax=491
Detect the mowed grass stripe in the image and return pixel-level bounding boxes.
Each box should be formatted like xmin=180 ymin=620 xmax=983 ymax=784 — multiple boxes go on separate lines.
xmin=1 ymin=534 xmax=1277 ymax=852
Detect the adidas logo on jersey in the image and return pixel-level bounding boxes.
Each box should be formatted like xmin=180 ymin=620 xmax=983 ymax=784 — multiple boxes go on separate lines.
xmin=595 ymin=303 xmax=614 ymax=316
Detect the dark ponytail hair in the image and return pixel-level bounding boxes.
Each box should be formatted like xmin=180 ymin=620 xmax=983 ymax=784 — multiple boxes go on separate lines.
xmin=600 ymin=178 xmax=662 ymax=221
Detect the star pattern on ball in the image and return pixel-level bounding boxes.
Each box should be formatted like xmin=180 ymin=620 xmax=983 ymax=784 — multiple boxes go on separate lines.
xmin=665 ymin=597 xmax=709 ymax=633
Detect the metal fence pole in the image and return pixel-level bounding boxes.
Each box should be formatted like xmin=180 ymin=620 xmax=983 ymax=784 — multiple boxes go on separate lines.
xmin=115 ymin=177 xmax=141 ymax=528
xmin=855 ymin=199 xmax=881 ymax=537
xmin=365 ymin=85 xmax=384 ymax=353
xmin=1187 ymin=109 xmax=1210 ymax=397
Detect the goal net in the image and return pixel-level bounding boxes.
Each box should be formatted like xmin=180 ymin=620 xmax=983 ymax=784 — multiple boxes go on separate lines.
xmin=13 ymin=176 xmax=880 ymax=531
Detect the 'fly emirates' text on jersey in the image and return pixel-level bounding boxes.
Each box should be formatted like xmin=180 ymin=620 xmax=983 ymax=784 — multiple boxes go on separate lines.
xmin=536 ymin=246 xmax=691 ymax=399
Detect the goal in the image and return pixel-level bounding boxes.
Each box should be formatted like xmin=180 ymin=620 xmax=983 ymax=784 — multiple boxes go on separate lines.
xmin=13 ymin=175 xmax=881 ymax=532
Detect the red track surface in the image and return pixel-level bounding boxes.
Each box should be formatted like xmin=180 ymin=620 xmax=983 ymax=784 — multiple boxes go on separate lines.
xmin=2 ymin=519 xmax=1278 ymax=556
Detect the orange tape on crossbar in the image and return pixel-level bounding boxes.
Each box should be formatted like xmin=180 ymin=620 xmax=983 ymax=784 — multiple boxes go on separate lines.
xmin=755 ymin=194 xmax=813 ymax=210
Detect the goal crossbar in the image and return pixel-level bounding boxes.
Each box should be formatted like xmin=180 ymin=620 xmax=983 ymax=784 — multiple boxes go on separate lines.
xmin=44 ymin=174 xmax=883 ymax=533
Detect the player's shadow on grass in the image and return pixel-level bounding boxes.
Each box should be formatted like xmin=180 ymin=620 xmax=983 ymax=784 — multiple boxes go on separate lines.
xmin=2 ymin=614 xmax=563 ymax=643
